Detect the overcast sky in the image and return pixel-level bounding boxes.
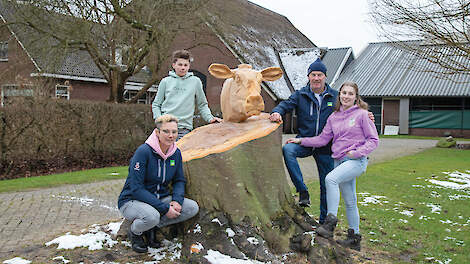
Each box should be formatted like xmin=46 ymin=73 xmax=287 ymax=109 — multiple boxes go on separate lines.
xmin=248 ymin=0 xmax=382 ymax=56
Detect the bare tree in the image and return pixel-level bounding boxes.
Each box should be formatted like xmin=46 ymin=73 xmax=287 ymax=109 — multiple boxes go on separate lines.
xmin=4 ymin=0 xmax=207 ymax=103
xmin=369 ymin=0 xmax=470 ymax=75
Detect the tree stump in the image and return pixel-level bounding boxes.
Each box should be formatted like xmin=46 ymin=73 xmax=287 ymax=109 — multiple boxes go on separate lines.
xmin=176 ymin=113 xmax=320 ymax=261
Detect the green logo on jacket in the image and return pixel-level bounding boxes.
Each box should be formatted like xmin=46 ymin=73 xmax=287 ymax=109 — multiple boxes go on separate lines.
xmin=170 ymin=160 xmax=175 ymax=166
xmin=327 ymin=102 xmax=333 ymax=107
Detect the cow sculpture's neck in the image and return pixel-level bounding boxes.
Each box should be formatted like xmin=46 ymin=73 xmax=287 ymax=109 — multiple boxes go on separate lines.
xmin=208 ymin=63 xmax=283 ymax=123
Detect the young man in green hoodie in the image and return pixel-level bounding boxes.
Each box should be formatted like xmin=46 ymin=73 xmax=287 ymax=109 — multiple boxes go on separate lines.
xmin=152 ymin=50 xmax=221 ymax=140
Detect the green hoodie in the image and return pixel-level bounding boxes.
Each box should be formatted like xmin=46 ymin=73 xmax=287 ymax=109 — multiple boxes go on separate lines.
xmin=152 ymin=71 xmax=214 ymax=130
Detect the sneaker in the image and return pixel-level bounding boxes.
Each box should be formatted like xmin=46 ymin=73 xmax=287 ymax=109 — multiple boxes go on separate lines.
xmin=299 ymin=191 xmax=310 ymax=207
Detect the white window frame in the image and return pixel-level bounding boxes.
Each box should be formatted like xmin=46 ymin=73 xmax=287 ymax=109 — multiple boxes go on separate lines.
xmin=55 ymin=84 xmax=70 ymax=100
xmin=1 ymin=84 xmax=34 ymax=107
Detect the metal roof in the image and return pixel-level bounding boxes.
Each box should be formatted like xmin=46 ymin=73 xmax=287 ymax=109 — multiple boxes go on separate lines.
xmin=333 ymin=42 xmax=470 ymax=97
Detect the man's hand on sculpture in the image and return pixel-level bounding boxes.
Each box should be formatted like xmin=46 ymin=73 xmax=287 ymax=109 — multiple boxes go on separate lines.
xmin=269 ymin=112 xmax=282 ymax=123
xmin=170 ymin=201 xmax=182 ymax=213
xmin=286 ymin=138 xmax=301 ymax=144
xmin=210 ymin=117 xmax=223 ymax=123
xmin=166 ymin=205 xmax=181 ymax=219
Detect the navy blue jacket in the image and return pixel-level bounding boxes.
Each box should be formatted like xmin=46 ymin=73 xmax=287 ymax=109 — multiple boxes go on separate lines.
xmin=118 ymin=144 xmax=186 ymax=215
xmin=272 ymin=83 xmax=338 ymax=154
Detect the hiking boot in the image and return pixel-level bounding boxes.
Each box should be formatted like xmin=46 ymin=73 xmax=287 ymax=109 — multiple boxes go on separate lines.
xmin=316 ymin=213 xmax=337 ymax=238
xmin=299 ymin=191 xmax=310 ymax=207
xmin=144 ymin=227 xmax=162 ymax=248
xmin=336 ymin=228 xmax=362 ymax=251
xmin=128 ymin=229 xmax=148 ymax=253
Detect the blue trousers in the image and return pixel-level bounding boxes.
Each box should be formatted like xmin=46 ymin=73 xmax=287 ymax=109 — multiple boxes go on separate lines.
xmin=327 ymin=156 xmax=368 ymax=234
xmin=282 ymin=143 xmax=334 ymax=223
xmin=119 ymin=196 xmax=199 ymax=235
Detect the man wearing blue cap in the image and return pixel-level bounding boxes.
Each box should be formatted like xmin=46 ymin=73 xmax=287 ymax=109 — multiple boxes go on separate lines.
xmin=269 ymin=58 xmax=336 ymax=224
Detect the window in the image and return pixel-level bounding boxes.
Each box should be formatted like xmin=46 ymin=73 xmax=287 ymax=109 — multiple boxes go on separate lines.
xmin=1 ymin=84 xmax=33 ymax=107
xmin=123 ymin=89 xmax=147 ymax=104
xmin=55 ymin=84 xmax=70 ymax=100
xmin=0 ymin=42 xmax=7 ymax=61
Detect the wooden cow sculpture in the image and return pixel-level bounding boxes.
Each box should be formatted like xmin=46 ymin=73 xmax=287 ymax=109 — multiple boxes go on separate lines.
xmin=208 ymin=63 xmax=283 ymax=122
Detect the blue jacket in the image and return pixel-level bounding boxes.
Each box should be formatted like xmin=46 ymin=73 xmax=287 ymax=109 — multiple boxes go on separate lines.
xmin=118 ymin=144 xmax=186 ymax=215
xmin=272 ymin=83 xmax=338 ymax=154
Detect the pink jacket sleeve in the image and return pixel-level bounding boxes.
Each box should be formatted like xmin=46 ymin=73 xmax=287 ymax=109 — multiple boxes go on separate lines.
xmin=351 ymin=111 xmax=379 ymax=158
xmin=300 ymin=117 xmax=334 ymax=148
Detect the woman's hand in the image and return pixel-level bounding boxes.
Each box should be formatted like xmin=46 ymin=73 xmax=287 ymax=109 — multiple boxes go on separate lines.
xmin=346 ymin=151 xmax=356 ymax=158
xmin=286 ymin=138 xmax=301 ymax=144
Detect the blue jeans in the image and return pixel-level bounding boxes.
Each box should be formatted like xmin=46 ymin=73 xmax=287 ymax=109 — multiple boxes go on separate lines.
xmin=119 ymin=196 xmax=199 ymax=235
xmin=326 ymin=156 xmax=368 ymax=234
xmin=282 ymin=143 xmax=334 ymax=223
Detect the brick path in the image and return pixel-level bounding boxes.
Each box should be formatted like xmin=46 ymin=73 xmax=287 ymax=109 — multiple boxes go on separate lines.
xmin=0 ymin=179 xmax=125 ymax=259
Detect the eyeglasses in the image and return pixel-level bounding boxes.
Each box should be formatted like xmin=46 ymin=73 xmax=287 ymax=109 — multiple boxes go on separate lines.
xmin=160 ymin=129 xmax=178 ymax=135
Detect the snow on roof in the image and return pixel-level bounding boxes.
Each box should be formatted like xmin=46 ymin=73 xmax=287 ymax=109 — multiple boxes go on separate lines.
xmin=278 ymin=48 xmax=321 ymax=91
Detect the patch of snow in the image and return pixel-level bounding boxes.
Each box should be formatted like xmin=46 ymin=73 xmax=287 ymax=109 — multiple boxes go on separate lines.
xmin=52 ymin=256 xmax=70 ymax=263
xmin=51 ymin=195 xmax=118 ymax=212
xmin=399 ymin=219 xmax=408 ymax=223
xmin=2 ymin=258 xmax=31 ymax=264
xmin=193 ymin=224 xmax=202 ymax=233
xmin=412 ymin=185 xmax=425 ymax=188
xmin=226 ymin=228 xmax=235 ymax=237
xmin=419 ymin=215 xmax=432 ymax=221
xmin=247 ymin=237 xmax=259 ymax=245
xmin=45 ymin=227 xmax=118 ymax=250
xmin=358 ymin=194 xmax=388 ymax=206
xmin=430 ymin=191 xmax=441 ymax=197
xmin=278 ymin=48 xmax=321 ymax=91
xmin=399 ymin=210 xmax=414 ymax=217
xmin=426 ymin=203 xmax=441 ymax=214
xmin=109 ymin=172 xmax=120 ymax=175
xmin=190 ymin=242 xmax=204 ymax=254
xmin=211 ymin=218 xmax=223 ymax=226
xmin=427 ymin=171 xmax=470 ymax=190
xmin=204 ymin=249 xmax=265 ymax=264
xmin=448 ymin=194 xmax=470 ymax=200
xmin=147 ymin=239 xmax=182 ymax=262
xmin=106 ymin=221 xmax=122 ymax=236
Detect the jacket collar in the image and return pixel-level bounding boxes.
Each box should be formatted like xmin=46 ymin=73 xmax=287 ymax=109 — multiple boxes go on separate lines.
xmin=299 ymin=83 xmax=334 ymax=102
xmin=168 ymin=71 xmax=194 ymax=79
xmin=145 ymin=129 xmax=177 ymax=160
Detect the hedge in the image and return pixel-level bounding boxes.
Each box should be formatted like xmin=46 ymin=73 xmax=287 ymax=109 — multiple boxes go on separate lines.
xmin=0 ymin=98 xmax=154 ymax=180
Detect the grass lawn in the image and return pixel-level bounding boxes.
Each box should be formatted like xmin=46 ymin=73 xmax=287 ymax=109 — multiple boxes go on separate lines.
xmin=305 ymin=147 xmax=470 ymax=263
xmin=0 ymin=166 xmax=128 ymax=193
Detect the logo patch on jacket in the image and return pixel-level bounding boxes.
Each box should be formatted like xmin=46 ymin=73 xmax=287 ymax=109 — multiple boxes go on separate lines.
xmin=349 ymin=118 xmax=356 ymax=127
xmin=134 ymin=162 xmax=140 ymax=171
xmin=170 ymin=160 xmax=175 ymax=166
xmin=327 ymin=102 xmax=333 ymax=107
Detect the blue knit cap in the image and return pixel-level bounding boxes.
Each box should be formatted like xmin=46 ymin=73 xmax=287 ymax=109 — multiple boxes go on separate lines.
xmin=307 ymin=58 xmax=327 ymax=76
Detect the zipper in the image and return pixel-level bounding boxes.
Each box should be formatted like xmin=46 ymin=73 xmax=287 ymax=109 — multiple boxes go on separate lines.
xmin=156 ymin=159 xmax=161 ymax=199
xmin=316 ymin=103 xmax=320 ymax=136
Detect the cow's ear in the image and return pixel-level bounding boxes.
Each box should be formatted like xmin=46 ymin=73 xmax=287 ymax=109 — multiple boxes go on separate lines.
xmin=260 ymin=67 xmax=283 ymax=81
xmin=208 ymin=64 xmax=235 ymax=79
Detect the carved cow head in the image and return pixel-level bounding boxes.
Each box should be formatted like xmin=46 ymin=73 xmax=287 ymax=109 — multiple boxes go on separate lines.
xmin=208 ymin=63 xmax=283 ymax=122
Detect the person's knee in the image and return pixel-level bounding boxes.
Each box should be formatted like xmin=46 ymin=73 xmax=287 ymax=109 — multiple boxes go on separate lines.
xmin=282 ymin=143 xmax=296 ymax=156
xmin=325 ymin=174 xmax=337 ymax=186
xmin=183 ymin=199 xmax=199 ymax=218
xmin=144 ymin=211 xmax=160 ymax=227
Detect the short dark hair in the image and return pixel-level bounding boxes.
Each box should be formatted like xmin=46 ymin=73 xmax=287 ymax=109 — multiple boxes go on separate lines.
xmin=172 ymin=49 xmax=193 ymax=63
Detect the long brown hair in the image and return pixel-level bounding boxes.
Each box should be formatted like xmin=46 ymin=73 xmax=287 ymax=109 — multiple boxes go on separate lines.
xmin=334 ymin=81 xmax=368 ymax=112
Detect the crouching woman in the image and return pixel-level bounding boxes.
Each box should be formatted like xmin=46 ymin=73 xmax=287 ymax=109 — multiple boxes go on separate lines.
xmin=118 ymin=114 xmax=199 ymax=253
xmin=286 ymin=81 xmax=378 ymax=251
